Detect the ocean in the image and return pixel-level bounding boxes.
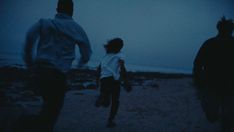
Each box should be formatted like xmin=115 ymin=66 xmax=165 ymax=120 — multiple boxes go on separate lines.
xmin=0 ymin=52 xmax=192 ymax=74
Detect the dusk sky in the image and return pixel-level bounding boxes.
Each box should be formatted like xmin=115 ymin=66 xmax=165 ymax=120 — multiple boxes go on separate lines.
xmin=0 ymin=0 xmax=234 ymax=73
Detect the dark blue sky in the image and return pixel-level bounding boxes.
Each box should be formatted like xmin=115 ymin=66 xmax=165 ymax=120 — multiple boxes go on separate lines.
xmin=0 ymin=0 xmax=234 ymax=72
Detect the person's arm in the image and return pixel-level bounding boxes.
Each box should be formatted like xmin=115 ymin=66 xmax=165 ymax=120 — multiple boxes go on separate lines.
xmin=23 ymin=21 xmax=41 ymax=68
xmin=119 ymin=59 xmax=132 ymax=92
xmin=96 ymin=65 xmax=101 ymax=88
xmin=74 ymin=25 xmax=92 ymax=68
xmin=77 ymin=40 xmax=92 ymax=67
xmin=193 ymin=43 xmax=206 ymax=88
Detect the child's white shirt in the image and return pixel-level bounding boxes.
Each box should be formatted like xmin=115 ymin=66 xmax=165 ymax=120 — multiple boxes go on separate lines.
xmin=100 ymin=52 xmax=124 ymax=80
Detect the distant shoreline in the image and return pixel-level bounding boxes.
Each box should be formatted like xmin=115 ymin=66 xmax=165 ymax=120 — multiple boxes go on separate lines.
xmin=0 ymin=61 xmax=192 ymax=75
xmin=0 ymin=53 xmax=192 ymax=75
xmin=0 ymin=65 xmax=192 ymax=82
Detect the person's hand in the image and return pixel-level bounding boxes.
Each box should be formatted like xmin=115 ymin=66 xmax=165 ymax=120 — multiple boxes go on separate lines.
xmin=123 ymin=82 xmax=132 ymax=93
xmin=77 ymin=63 xmax=89 ymax=69
xmin=24 ymin=59 xmax=34 ymax=69
xmin=96 ymin=80 xmax=100 ymax=89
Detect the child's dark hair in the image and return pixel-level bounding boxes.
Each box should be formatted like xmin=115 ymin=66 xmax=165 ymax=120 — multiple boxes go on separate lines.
xmin=104 ymin=38 xmax=124 ymax=53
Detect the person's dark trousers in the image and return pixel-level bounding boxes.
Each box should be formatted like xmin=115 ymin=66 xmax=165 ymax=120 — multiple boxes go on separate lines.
xmin=33 ymin=65 xmax=67 ymax=132
xmin=99 ymin=77 xmax=121 ymax=121
xmin=220 ymin=94 xmax=234 ymax=132
xmin=201 ymin=82 xmax=234 ymax=132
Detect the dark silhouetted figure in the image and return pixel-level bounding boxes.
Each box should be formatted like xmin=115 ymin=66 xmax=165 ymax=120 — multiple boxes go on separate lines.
xmin=95 ymin=38 xmax=132 ymax=128
xmin=23 ymin=0 xmax=92 ymax=131
xmin=193 ymin=17 xmax=234 ymax=132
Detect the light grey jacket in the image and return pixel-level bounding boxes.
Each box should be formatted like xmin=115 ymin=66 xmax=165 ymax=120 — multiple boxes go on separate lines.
xmin=24 ymin=13 xmax=92 ymax=72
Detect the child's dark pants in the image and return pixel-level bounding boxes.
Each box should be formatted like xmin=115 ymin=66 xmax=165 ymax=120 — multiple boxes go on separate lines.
xmin=100 ymin=77 xmax=121 ymax=121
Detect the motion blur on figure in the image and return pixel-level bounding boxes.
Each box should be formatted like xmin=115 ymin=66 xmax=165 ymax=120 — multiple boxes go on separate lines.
xmin=95 ymin=38 xmax=132 ymax=128
xmin=193 ymin=17 xmax=234 ymax=132
xmin=23 ymin=0 xmax=92 ymax=131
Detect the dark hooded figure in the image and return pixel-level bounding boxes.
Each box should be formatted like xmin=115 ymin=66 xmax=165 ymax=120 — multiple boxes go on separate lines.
xmin=193 ymin=17 xmax=234 ymax=132
xmin=23 ymin=0 xmax=92 ymax=131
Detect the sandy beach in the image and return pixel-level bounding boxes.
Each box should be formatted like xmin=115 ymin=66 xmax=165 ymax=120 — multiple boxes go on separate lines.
xmin=55 ymin=78 xmax=221 ymax=132
xmin=0 ymin=67 xmax=221 ymax=132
